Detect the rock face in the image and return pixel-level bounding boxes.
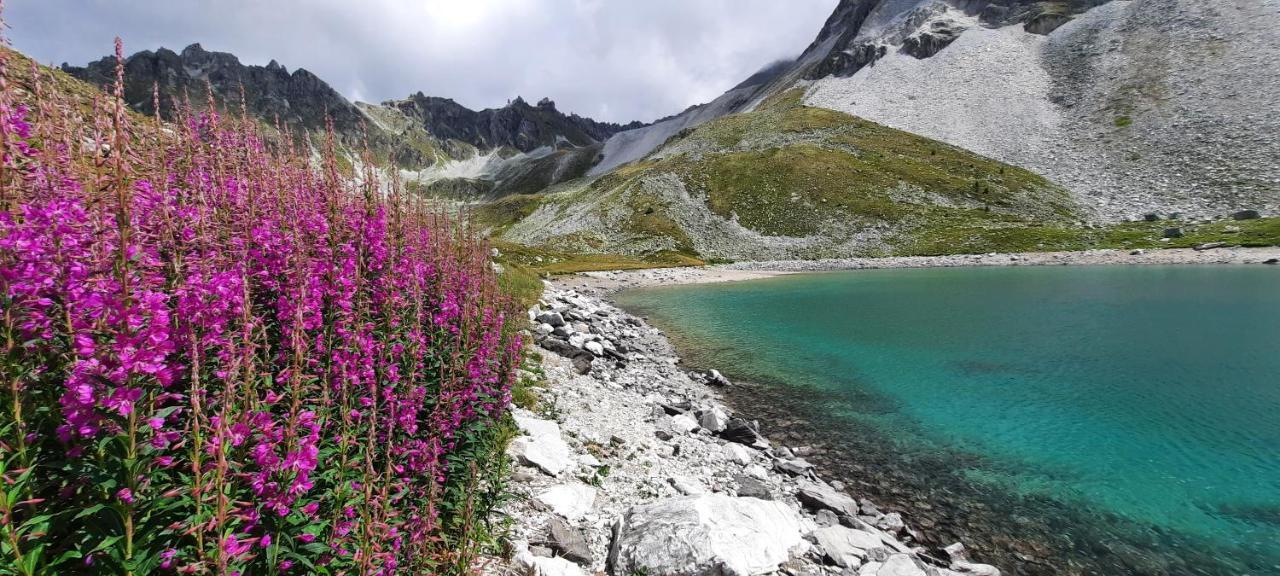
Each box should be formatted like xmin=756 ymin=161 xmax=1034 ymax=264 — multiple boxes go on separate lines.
xmin=607 ymin=495 xmax=804 ymax=576
xmin=63 ymin=45 xmax=642 ymax=190
xmin=387 ymin=93 xmax=640 ymax=153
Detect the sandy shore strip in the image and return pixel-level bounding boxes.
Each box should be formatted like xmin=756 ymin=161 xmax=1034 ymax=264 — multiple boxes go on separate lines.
xmin=563 ymin=246 xmax=1280 ymax=294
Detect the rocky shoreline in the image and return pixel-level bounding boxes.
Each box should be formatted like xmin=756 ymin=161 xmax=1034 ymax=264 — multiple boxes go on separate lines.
xmin=490 ymin=247 xmax=1280 ymax=576
xmin=490 ymin=282 xmax=1003 ymax=576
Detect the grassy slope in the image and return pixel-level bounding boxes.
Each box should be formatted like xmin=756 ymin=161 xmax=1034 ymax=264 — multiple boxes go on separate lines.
xmin=483 ymin=89 xmax=1279 ymax=263
xmin=661 ymin=91 xmax=1076 ymax=238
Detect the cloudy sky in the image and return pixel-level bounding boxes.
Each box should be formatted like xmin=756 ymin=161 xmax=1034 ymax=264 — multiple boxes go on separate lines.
xmin=6 ymin=0 xmax=837 ymax=123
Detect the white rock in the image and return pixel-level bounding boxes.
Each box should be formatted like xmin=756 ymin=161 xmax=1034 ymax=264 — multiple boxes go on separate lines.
xmin=669 ymin=476 xmax=707 ymax=495
xmin=699 ymin=407 xmax=730 ymax=433
xmin=812 ymin=525 xmax=885 ymax=568
xmin=669 ymin=413 xmax=700 ymax=435
xmin=508 ymin=413 xmax=574 ymax=476
xmin=745 ymin=465 xmax=770 ymax=480
xmin=536 ymin=484 xmax=597 ymax=521
xmin=609 ymin=495 xmax=804 ymax=576
xmin=584 ymin=341 xmax=605 ymax=356
xmin=723 ymin=443 xmax=754 ymax=465
xmin=517 ymin=551 xmax=588 ymax=576
xmin=862 ymin=554 xmax=927 ymax=576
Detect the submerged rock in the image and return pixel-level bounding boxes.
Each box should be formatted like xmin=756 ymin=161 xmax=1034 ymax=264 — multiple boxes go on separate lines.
xmin=607 ymin=494 xmax=803 ymax=576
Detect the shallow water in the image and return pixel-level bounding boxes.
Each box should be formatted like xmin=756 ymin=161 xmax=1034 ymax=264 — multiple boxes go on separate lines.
xmin=616 ymin=266 xmax=1280 ymax=575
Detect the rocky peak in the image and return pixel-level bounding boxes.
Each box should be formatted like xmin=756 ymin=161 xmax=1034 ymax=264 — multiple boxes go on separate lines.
xmin=797 ymin=0 xmax=1109 ymax=79
xmin=388 ymin=92 xmax=640 ymax=153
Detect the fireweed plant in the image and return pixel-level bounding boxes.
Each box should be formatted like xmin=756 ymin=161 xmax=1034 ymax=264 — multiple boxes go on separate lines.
xmin=0 ymin=30 xmax=524 ymax=576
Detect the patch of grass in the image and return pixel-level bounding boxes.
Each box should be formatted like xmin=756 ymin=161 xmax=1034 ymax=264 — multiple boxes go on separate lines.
xmin=495 ymin=260 xmax=544 ymax=310
xmin=1114 ymin=115 xmax=1133 ymax=128
xmin=625 ymin=190 xmax=697 ymax=254
xmin=470 ymin=193 xmax=547 ymax=234
xmin=491 ymin=241 xmax=703 ymax=275
xmin=894 ymin=215 xmax=1280 ymax=256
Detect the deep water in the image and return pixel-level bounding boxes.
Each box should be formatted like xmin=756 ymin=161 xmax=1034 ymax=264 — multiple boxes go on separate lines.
xmin=616 ymin=266 xmax=1280 ymax=576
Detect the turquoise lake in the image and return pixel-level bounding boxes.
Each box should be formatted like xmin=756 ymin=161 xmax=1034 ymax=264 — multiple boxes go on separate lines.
xmin=616 ymin=266 xmax=1280 ymax=575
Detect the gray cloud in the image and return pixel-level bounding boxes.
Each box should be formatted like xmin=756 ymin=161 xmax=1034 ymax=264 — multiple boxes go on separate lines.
xmin=5 ymin=0 xmax=837 ymax=123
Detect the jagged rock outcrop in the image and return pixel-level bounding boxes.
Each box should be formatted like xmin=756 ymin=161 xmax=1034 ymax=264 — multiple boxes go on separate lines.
xmin=64 ymin=43 xmax=367 ymax=139
xmin=387 ymin=93 xmax=640 ymax=153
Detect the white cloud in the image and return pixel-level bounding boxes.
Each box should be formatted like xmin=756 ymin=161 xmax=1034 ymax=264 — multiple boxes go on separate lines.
xmin=5 ymin=0 xmax=837 ymax=122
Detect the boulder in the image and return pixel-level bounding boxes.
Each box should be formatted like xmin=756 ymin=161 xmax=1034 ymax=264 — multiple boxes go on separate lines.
xmin=812 ymin=525 xmax=886 ymax=568
xmin=859 ymin=554 xmax=928 ymax=576
xmin=876 ymin=512 xmax=906 ymax=534
xmin=508 ymin=413 xmax=574 ymax=476
xmin=1142 ymin=212 xmax=1161 ymax=222
xmin=536 ymin=484 xmax=597 ymax=521
xmin=1193 ymin=242 xmax=1227 ymax=251
xmin=707 ymin=369 xmax=732 ymax=386
xmin=796 ymin=483 xmax=861 ymax=517
xmin=734 ymin=475 xmax=772 ymax=500
xmin=1232 ymin=209 xmax=1261 ymax=220
xmin=537 ymin=311 xmax=567 ymax=327
xmin=669 ymin=413 xmax=700 ymax=435
xmin=608 ymin=495 xmax=803 ymax=576
xmin=1162 ymin=227 xmax=1184 ymax=238
xmin=669 ymin=476 xmax=707 ymax=495
xmin=584 ymin=341 xmax=605 ymax=356
xmin=548 ymin=517 xmax=594 ymax=566
xmin=723 ymin=443 xmax=754 ymax=465
xmin=775 ymin=458 xmax=813 ymax=476
xmin=518 ymin=552 xmax=589 ymax=576
xmin=721 ymin=418 xmax=767 ymax=448
xmin=699 ymin=407 xmax=730 ymax=433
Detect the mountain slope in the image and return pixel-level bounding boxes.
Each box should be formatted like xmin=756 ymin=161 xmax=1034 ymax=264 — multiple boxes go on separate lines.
xmin=801 ymin=0 xmax=1280 ymax=220
xmin=63 ymin=44 xmax=640 ymax=195
xmin=487 ymin=91 xmax=1079 ymax=260
xmin=587 ymin=0 xmax=1276 ymax=223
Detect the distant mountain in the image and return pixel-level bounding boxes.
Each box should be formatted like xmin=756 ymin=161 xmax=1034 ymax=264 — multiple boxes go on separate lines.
xmin=387 ymin=93 xmax=641 ymax=153
xmin=63 ymin=44 xmax=642 ymax=193
xmin=484 ymin=0 xmax=1278 ymax=263
xmin=588 ymin=0 xmax=1277 ymax=221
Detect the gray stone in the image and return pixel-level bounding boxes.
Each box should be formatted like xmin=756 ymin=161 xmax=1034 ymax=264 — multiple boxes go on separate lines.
xmin=669 ymin=476 xmax=707 ymax=495
xmin=723 ymin=443 xmax=754 ymax=465
xmin=548 ymin=517 xmax=594 ymax=566
xmin=1193 ymin=241 xmax=1227 ymax=251
xmin=876 ymin=512 xmax=906 ymax=534
xmin=1163 ymin=227 xmax=1185 ymax=238
xmin=812 ymin=525 xmax=885 ymax=568
xmin=775 ymin=458 xmax=813 ymax=476
xmin=608 ymin=495 xmax=803 ymax=576
xmin=699 ymin=407 xmax=730 ymax=433
xmin=537 ymin=311 xmax=566 ymax=327
xmin=1232 ymin=209 xmax=1262 ymax=220
xmin=707 ymin=369 xmax=732 ymax=386
xmin=796 ymin=483 xmax=861 ymax=517
xmin=721 ymin=418 xmax=767 ymax=448
xmin=734 ymin=475 xmax=772 ymax=500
